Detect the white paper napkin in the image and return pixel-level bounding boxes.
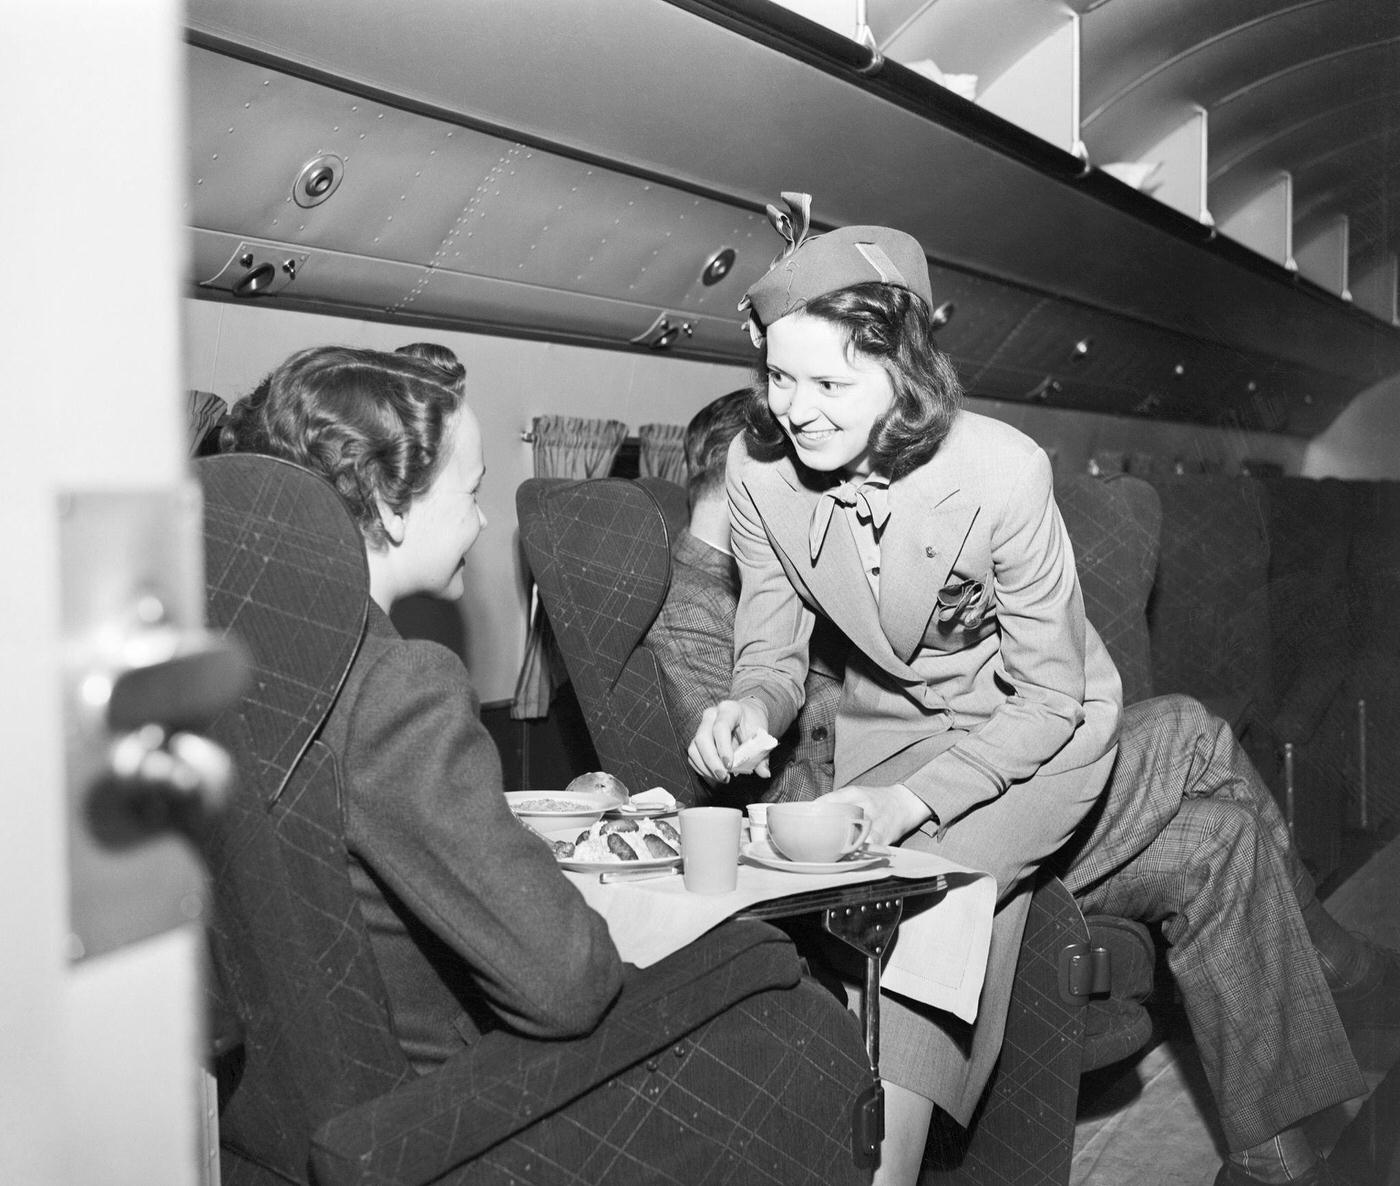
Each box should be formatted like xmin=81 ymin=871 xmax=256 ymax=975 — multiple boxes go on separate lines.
xmin=728 ymin=731 xmax=779 ymax=775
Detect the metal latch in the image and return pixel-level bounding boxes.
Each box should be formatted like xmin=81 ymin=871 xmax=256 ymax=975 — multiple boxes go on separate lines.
xmin=1059 ymin=942 xmax=1112 ymax=1003
xmin=630 ymin=312 xmax=693 ymax=350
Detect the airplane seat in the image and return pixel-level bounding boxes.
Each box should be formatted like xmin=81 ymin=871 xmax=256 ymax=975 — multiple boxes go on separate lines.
xmin=519 ymin=475 xmax=1157 ymax=1186
xmin=1055 ymin=473 xmax=1162 ymax=708
xmin=516 ymin=476 xmax=710 ymax=806
xmin=1052 ymin=472 xmax=1162 ymax=1057
xmin=198 ymin=454 xmax=875 ymax=1186
xmin=1144 ymin=474 xmax=1275 ymax=771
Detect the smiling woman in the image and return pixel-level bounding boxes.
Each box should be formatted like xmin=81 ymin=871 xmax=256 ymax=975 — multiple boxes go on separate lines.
xmin=764 ymin=310 xmax=896 ymax=476
xmin=219 ymin=345 xmax=628 ymax=1069
xmin=690 ymin=195 xmax=1123 ymax=1186
xmin=221 ymin=346 xmax=490 ymax=609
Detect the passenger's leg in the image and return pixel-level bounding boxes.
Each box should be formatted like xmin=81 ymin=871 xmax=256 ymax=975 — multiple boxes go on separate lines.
xmin=1077 ymin=797 xmax=1365 ymax=1173
xmin=1108 ymin=695 xmax=1398 ymax=1019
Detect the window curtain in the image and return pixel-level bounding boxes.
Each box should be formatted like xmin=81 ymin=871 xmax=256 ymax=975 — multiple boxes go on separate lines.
xmin=638 ymin=422 xmax=687 ymax=485
xmin=510 ymin=415 xmax=630 ymax=720
xmin=186 ymin=389 xmax=228 ymax=457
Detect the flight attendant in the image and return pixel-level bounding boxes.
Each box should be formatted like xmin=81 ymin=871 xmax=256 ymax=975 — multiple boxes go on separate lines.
xmin=689 ymin=193 xmax=1122 ymax=1184
xmin=692 ymin=193 xmax=1382 ymax=1186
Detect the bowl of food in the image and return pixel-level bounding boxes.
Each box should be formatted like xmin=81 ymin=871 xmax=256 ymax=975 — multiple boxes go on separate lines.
xmin=505 ymin=790 xmax=610 ymax=834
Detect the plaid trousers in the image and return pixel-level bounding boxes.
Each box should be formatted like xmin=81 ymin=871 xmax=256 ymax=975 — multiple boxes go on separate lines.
xmin=1067 ymin=694 xmax=1366 ymax=1150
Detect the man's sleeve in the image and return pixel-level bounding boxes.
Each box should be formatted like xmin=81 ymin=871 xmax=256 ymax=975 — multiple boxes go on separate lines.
xmin=646 ymin=573 xmax=739 ymax=744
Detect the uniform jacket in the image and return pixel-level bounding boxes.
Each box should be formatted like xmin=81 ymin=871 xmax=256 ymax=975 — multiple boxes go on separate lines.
xmin=726 ymin=410 xmax=1122 ymax=835
xmin=319 ymin=605 xmax=623 ymax=1073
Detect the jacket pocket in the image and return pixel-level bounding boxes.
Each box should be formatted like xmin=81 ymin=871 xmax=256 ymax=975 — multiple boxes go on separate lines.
xmin=934 ymin=571 xmax=996 ymax=630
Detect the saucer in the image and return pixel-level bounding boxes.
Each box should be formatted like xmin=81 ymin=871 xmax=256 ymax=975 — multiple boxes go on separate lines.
xmin=741 ymin=839 xmax=888 ymax=875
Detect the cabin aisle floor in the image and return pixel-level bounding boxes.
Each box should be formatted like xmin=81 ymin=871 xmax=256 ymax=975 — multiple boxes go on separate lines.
xmin=1071 ymin=829 xmax=1400 ymax=1186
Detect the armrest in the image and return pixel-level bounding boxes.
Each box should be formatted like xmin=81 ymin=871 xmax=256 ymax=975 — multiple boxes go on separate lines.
xmin=309 ymin=919 xmax=800 ymax=1186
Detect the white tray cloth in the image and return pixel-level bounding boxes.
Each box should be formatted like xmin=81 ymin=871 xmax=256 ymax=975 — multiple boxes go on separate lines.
xmin=564 ymin=844 xmax=995 ymax=1022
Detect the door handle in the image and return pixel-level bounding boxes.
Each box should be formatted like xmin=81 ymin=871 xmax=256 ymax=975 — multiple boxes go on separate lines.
xmin=107 ymin=633 xmax=249 ymax=734
xmin=61 ymin=484 xmax=250 ymax=960
xmin=86 ymin=634 xmax=249 ymax=847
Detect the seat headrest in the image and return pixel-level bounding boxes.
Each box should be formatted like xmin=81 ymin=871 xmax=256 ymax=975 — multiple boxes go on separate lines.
xmin=517 ymin=478 xmax=672 ymax=691
xmin=198 ymin=453 xmax=368 ymax=804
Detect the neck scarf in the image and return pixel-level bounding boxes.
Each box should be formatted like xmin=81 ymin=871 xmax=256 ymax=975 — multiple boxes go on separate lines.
xmin=809 ymin=476 xmax=890 ymax=562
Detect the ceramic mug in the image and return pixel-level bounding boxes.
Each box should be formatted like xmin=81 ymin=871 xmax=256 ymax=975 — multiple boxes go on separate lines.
xmin=766 ymin=802 xmax=872 ymax=864
xmin=678 ymin=806 xmax=743 ymax=893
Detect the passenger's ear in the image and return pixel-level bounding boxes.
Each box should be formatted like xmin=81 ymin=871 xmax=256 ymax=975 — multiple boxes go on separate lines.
xmin=376 ymin=497 xmax=406 ymax=546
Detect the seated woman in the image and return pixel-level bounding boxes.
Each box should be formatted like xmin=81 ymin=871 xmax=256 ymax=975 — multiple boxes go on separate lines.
xmin=220 ymin=344 xmax=872 ymax=1182
xmin=222 ymin=344 xmax=620 ymax=1064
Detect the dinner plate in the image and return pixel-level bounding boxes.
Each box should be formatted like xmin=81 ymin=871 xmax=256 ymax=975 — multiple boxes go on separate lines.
xmin=741 ymin=840 xmax=889 ymax=875
xmin=544 ymin=827 xmax=683 ymax=874
xmin=557 ymin=852 xmax=682 ymax=874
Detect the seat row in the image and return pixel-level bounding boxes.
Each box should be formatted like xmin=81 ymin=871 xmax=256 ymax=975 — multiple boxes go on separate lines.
xmin=1137 ymin=473 xmax=1400 ymax=882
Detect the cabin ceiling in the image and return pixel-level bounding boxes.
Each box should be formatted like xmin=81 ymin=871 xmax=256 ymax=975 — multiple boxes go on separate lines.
xmin=184 ymin=0 xmax=1400 ymax=436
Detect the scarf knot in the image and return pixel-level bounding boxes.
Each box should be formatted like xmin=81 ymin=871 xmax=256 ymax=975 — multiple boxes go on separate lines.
xmin=809 ymin=478 xmax=890 ymax=561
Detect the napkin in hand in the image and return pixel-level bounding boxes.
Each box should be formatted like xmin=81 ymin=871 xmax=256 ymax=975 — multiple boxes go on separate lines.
xmin=728 ymin=731 xmax=779 ymax=776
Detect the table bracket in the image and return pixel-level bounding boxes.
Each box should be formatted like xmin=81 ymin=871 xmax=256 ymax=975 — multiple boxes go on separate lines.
xmin=822 ymin=896 xmax=903 ymax=1074
xmin=728 ymin=874 xmax=951 ymax=1172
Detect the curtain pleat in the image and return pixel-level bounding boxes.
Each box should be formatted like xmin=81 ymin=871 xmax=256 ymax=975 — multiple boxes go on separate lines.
xmin=638 ymin=422 xmax=687 ymax=485
xmin=511 ymin=415 xmax=629 ymax=719
xmin=187 ymin=390 xmax=229 ymax=457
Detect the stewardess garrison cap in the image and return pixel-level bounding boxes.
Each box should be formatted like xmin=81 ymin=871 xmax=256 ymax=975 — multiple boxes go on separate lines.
xmin=739 ymin=192 xmax=933 ymax=344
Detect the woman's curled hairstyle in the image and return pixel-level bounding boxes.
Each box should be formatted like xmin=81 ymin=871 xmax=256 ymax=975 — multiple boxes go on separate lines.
xmin=745 ymin=282 xmax=962 ymax=482
xmin=221 ymin=345 xmax=465 ymax=546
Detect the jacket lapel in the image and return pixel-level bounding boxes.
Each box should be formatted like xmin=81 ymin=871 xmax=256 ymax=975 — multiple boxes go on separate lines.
xmin=742 ymin=463 xmax=899 ymax=669
xmin=743 ymin=457 xmax=981 ymax=674
xmin=878 ymin=471 xmax=979 ymax=664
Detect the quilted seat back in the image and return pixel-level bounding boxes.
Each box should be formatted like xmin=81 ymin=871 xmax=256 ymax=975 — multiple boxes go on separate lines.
xmin=517 ymin=477 xmax=707 ymax=805
xmin=1055 ymin=474 xmax=1162 ymax=707
xmin=1145 ymin=474 xmax=1272 ymax=719
xmin=199 ymin=454 xmax=412 ymax=1184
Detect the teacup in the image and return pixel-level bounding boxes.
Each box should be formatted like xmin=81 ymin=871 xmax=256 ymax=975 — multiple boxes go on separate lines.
xmin=766 ymin=802 xmax=872 ymax=864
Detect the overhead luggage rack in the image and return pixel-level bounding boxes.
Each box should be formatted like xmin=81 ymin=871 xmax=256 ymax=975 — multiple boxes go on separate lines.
xmin=184 ymin=0 xmax=1400 ymax=435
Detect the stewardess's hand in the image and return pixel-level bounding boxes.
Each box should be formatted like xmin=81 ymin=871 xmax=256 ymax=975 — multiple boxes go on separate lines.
xmin=688 ymin=698 xmax=771 ymax=784
xmin=823 ymin=783 xmax=932 ymax=847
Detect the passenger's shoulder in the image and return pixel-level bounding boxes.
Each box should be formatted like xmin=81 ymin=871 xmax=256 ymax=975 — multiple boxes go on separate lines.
xmin=354 ymin=630 xmax=478 ymax=709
